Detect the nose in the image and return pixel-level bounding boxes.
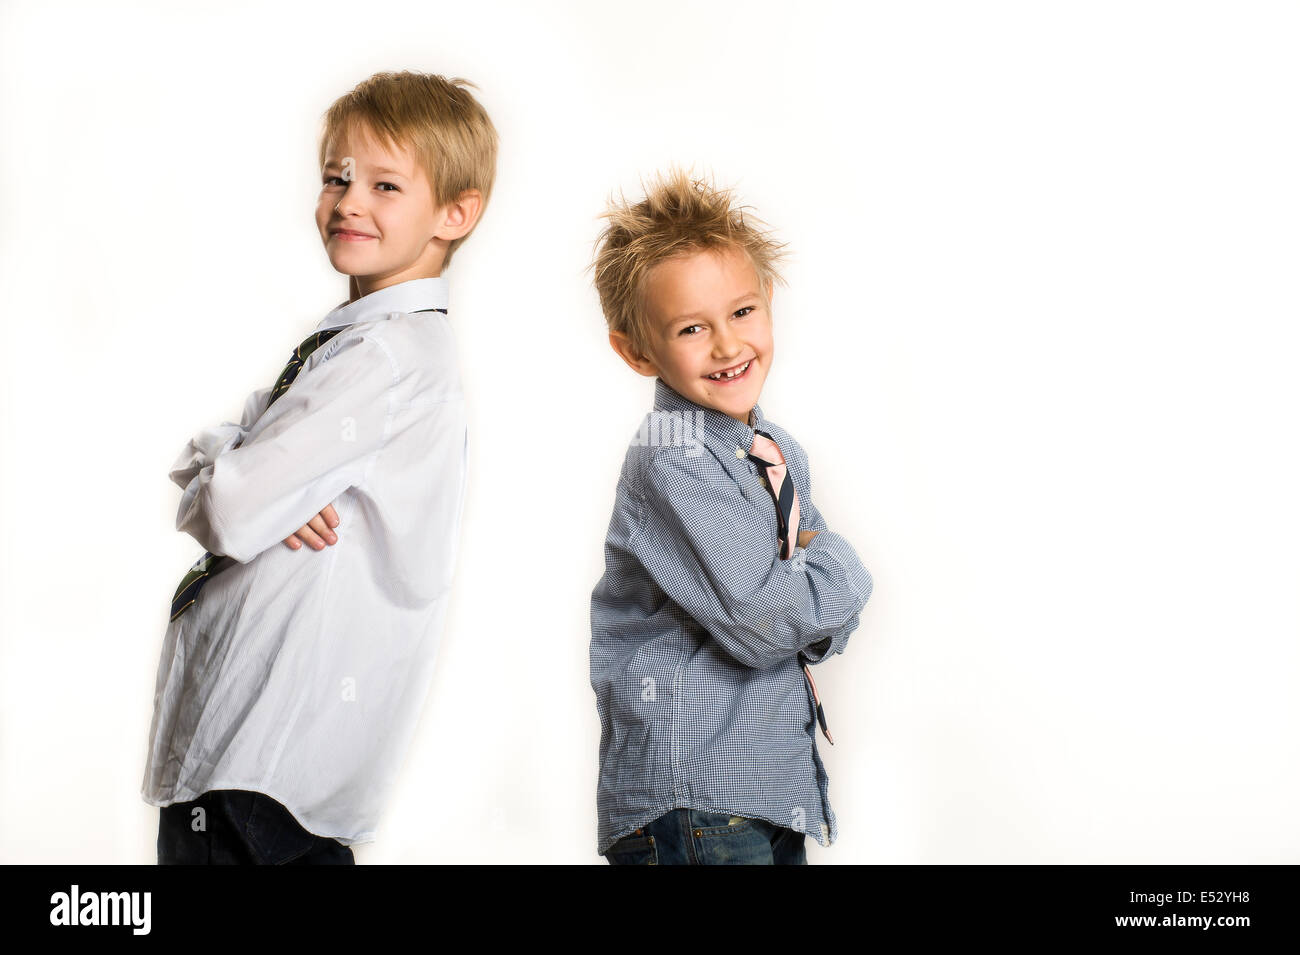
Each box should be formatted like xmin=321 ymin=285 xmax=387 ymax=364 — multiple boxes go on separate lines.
xmin=331 ymin=183 xmax=364 ymax=218
xmin=712 ymin=320 xmax=744 ymax=360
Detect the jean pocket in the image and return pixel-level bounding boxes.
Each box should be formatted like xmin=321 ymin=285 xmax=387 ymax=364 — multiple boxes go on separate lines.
xmin=605 ymin=827 xmax=658 ymax=866
xmin=690 ymin=809 xmax=752 ymax=831
xmin=239 ymin=791 xmax=316 ymax=865
xmin=691 ymin=814 xmax=775 ymax=865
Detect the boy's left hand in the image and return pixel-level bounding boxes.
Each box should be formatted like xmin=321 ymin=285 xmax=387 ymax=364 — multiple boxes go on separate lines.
xmin=797 ymin=528 xmax=821 ymax=549
xmin=283 ymin=503 xmax=340 ymax=550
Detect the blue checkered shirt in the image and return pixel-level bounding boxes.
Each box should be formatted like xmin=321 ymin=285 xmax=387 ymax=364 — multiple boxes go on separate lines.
xmin=590 ymin=377 xmax=874 ymax=854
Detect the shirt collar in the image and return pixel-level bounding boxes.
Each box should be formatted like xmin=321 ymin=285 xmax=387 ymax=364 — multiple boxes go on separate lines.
xmin=314 ymin=277 xmax=450 ymax=333
xmin=652 ymin=376 xmax=769 ymax=455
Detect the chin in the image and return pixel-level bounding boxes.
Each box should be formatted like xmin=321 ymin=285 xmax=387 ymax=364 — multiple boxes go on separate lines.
xmin=698 ymin=389 xmax=747 ymax=412
xmin=330 ymin=251 xmax=372 ymax=270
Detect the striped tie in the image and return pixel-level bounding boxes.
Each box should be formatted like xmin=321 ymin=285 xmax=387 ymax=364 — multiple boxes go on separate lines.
xmin=747 ymin=428 xmax=833 ymax=745
xmin=168 ymin=308 xmax=446 ymax=622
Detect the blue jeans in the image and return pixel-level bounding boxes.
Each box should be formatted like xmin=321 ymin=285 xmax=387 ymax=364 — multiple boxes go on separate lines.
xmin=157 ymin=789 xmax=354 ymax=865
xmin=605 ymin=809 xmax=808 ymax=865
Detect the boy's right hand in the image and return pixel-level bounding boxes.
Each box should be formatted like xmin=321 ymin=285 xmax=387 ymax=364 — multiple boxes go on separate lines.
xmin=283 ymin=503 xmax=339 ymax=550
xmin=797 ymin=529 xmax=821 ymax=550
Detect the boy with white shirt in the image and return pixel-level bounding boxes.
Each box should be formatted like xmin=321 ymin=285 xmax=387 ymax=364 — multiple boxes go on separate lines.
xmin=143 ymin=71 xmax=497 ymax=864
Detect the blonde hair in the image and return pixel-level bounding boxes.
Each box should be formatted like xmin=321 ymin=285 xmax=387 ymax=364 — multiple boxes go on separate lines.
xmin=318 ymin=71 xmax=498 ymax=268
xmin=591 ymin=166 xmax=788 ymax=359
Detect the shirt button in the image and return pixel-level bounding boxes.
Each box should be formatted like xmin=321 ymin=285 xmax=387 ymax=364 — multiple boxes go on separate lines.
xmin=735 ymin=447 xmax=745 ymax=459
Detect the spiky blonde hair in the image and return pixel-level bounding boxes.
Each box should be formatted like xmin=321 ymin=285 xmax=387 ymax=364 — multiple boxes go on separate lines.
xmin=591 ymin=167 xmax=788 ymax=359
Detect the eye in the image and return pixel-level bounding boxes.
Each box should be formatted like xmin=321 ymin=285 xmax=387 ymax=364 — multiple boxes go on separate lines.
xmin=679 ymin=324 xmax=704 ymax=336
xmin=321 ymin=177 xmax=399 ymax=192
xmin=734 ymin=305 xmax=755 ymax=318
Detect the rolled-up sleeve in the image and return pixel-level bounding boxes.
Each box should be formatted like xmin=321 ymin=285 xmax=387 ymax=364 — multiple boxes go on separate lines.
xmin=795 ymin=491 xmax=829 ymax=536
xmin=795 ymin=528 xmax=869 ymax=665
xmin=631 ymin=446 xmax=872 ymax=670
xmin=779 ymin=435 xmax=861 ymax=664
xmin=175 ymin=333 xmax=399 ymax=563
xmin=168 ymin=385 xmax=273 ymax=490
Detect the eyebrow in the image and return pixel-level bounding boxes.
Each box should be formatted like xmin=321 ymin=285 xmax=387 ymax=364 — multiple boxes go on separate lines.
xmin=668 ymin=291 xmax=760 ymax=323
xmin=321 ymin=161 xmax=409 ymax=178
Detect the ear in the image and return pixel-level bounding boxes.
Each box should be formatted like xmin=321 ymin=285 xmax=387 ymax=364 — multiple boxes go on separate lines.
xmin=609 ymin=330 xmax=659 ymax=378
xmin=434 ymin=188 xmax=484 ymax=241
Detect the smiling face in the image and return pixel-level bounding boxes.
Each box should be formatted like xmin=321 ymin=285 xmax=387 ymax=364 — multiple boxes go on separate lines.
xmin=316 ymin=122 xmax=450 ymax=298
xmin=633 ymin=244 xmax=774 ymax=425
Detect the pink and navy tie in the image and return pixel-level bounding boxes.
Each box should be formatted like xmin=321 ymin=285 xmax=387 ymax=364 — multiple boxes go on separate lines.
xmin=746 ymin=428 xmax=833 ymax=744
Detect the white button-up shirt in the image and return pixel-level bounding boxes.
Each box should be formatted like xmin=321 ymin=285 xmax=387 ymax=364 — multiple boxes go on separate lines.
xmin=142 ymin=277 xmax=467 ymax=846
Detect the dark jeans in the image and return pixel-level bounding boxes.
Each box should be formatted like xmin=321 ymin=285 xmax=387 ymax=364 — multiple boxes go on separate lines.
xmin=605 ymin=808 xmax=808 ymax=865
xmin=157 ymin=789 xmax=354 ymax=865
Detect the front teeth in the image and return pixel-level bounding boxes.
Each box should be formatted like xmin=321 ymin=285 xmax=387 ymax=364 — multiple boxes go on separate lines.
xmin=708 ymin=359 xmax=751 ymax=380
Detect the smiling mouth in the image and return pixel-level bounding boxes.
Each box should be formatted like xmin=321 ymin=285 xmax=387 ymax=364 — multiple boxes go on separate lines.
xmin=331 ymin=230 xmax=376 ymax=240
xmin=705 ymin=358 xmax=754 ymax=383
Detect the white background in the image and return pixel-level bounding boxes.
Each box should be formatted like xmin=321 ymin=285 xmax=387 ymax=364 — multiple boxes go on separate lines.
xmin=1 ymin=0 xmax=1296 ymax=863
